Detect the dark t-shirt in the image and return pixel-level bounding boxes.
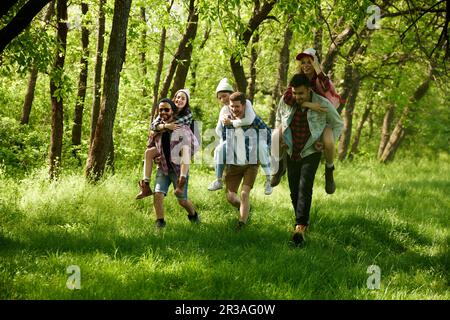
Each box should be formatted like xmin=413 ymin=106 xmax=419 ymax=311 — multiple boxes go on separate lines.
xmin=162 ymin=131 xmax=171 ymax=169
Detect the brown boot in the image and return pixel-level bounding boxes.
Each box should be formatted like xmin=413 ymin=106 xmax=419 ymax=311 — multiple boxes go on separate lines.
xmin=135 ymin=180 xmax=153 ymax=200
xmin=174 ymin=176 xmax=187 ymax=197
xmin=270 ymin=155 xmax=287 ymax=187
xmin=325 ymin=165 xmax=336 ymax=194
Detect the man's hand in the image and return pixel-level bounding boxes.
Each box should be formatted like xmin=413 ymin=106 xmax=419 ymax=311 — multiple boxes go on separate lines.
xmin=302 ymin=101 xmax=328 ymax=113
xmin=314 ymin=140 xmax=324 ymax=152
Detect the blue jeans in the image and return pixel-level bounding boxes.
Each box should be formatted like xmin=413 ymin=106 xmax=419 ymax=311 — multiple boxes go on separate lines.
xmin=154 ymin=169 xmax=189 ymax=200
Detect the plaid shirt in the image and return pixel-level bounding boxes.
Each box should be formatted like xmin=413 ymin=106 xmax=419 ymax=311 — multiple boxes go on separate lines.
xmin=222 ymin=115 xmax=271 ymax=165
xmin=154 ymin=124 xmax=199 ymax=176
xmin=290 ymin=104 xmax=310 ymax=160
xmin=151 ymin=109 xmax=193 ymax=131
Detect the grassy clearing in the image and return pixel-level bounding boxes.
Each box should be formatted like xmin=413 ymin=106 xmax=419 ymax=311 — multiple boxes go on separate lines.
xmin=0 ymin=156 xmax=448 ymax=299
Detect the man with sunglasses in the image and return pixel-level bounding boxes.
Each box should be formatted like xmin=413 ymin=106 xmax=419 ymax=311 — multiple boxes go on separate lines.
xmin=151 ymin=98 xmax=200 ymax=228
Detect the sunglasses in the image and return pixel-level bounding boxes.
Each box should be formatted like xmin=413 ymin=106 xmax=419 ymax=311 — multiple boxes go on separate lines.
xmin=159 ymin=108 xmax=171 ymax=113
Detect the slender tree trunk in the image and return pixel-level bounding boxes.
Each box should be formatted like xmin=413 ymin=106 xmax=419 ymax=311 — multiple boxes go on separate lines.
xmin=71 ymin=2 xmax=89 ymax=153
xmin=349 ymin=83 xmax=378 ymax=158
xmin=270 ymin=17 xmax=293 ymax=127
xmin=20 ymin=1 xmax=55 ymax=125
xmin=380 ymin=69 xmax=434 ymax=163
xmin=159 ymin=0 xmax=197 ymax=100
xmin=140 ymin=6 xmax=148 ymax=97
xmin=248 ymin=32 xmax=259 ymax=103
xmin=170 ymin=0 xmax=198 ymax=98
xmin=377 ymin=103 xmax=395 ymax=159
xmin=20 ymin=65 xmax=38 ymax=125
xmin=230 ymin=0 xmax=276 ymax=94
xmin=338 ymin=68 xmax=361 ymax=160
xmin=349 ymin=104 xmax=371 ymax=159
xmin=321 ymin=25 xmax=355 ymax=76
xmin=150 ymin=1 xmax=176 ymax=120
xmin=314 ymin=1 xmax=323 ymax=62
xmin=48 ymin=0 xmax=68 ymax=180
xmin=89 ymin=0 xmax=105 ymax=147
xmin=151 ymin=27 xmax=166 ymax=122
xmin=190 ymin=27 xmax=210 ymax=96
xmin=85 ymin=0 xmax=132 ymax=181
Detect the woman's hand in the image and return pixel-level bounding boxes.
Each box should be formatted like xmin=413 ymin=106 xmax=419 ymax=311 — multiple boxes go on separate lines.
xmin=302 ymin=101 xmax=328 ymax=113
xmin=311 ymin=56 xmax=322 ymax=75
xmin=222 ymin=116 xmax=232 ymax=126
xmin=164 ymin=123 xmax=180 ymax=131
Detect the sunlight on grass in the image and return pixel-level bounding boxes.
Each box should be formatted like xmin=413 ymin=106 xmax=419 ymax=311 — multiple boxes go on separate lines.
xmin=0 ymin=159 xmax=448 ymax=299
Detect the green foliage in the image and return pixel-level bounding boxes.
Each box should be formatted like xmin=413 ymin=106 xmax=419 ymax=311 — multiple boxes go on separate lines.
xmin=0 ymin=117 xmax=48 ymax=175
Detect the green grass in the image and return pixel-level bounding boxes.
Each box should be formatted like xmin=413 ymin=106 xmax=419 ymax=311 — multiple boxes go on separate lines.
xmin=0 ymin=156 xmax=449 ymax=300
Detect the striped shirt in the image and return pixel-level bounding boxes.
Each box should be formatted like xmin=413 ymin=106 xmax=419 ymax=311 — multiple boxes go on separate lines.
xmin=290 ymin=104 xmax=310 ymax=160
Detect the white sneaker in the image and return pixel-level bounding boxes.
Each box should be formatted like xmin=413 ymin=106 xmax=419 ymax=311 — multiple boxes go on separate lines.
xmin=264 ymin=179 xmax=273 ymax=195
xmin=208 ymin=179 xmax=223 ymax=191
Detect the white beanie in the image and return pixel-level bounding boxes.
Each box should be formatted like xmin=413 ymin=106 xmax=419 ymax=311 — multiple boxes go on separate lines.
xmin=175 ymin=89 xmax=190 ymax=103
xmin=215 ymin=78 xmax=234 ymax=95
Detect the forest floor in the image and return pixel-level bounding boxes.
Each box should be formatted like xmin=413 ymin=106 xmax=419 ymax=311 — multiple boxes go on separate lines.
xmin=0 ymin=155 xmax=449 ymax=299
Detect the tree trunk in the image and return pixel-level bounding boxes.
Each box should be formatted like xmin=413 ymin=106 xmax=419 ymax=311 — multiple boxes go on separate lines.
xmin=248 ymin=32 xmax=259 ymax=103
xmin=0 ymin=0 xmax=20 ymax=21
xmin=270 ymin=17 xmax=293 ymax=127
xmin=151 ymin=0 xmax=175 ymax=120
xmin=140 ymin=7 xmax=148 ymax=97
xmin=85 ymin=0 xmax=132 ymax=181
xmin=349 ymin=104 xmax=371 ymax=159
xmin=48 ymin=0 xmax=67 ymax=180
xmin=190 ymin=27 xmax=210 ymax=96
xmin=338 ymin=68 xmax=360 ymax=160
xmin=349 ymin=83 xmax=378 ymax=158
xmin=380 ymin=69 xmax=434 ymax=163
xmin=71 ymin=2 xmax=89 ymax=151
xmin=230 ymin=0 xmax=276 ymax=94
xmin=159 ymin=0 xmax=197 ymax=100
xmin=321 ymin=25 xmax=355 ymax=76
xmin=0 ymin=0 xmax=53 ymax=54
xmin=151 ymin=27 xmax=166 ymax=122
xmin=377 ymin=103 xmax=395 ymax=159
xmin=313 ymin=1 xmax=323 ymax=62
xmin=89 ymin=0 xmax=105 ymax=147
xmin=20 ymin=65 xmax=38 ymax=125
xmin=20 ymin=1 xmax=55 ymax=125
xmin=170 ymin=0 xmax=198 ymax=98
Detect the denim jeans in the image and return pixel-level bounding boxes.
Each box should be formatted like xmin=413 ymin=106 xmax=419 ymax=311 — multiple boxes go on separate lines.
xmin=287 ymin=152 xmax=321 ymax=226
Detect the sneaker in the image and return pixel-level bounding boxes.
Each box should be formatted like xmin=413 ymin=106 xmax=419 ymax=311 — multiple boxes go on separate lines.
xmin=174 ymin=176 xmax=187 ymax=197
xmin=208 ymin=179 xmax=223 ymax=191
xmin=236 ymin=220 xmax=246 ymax=231
xmin=155 ymin=219 xmax=166 ymax=229
xmin=325 ymin=165 xmax=336 ymax=194
xmin=187 ymin=212 xmax=200 ymax=224
xmin=136 ymin=180 xmax=153 ymax=200
xmin=292 ymin=224 xmax=307 ymax=247
xmin=264 ymin=178 xmax=273 ymax=195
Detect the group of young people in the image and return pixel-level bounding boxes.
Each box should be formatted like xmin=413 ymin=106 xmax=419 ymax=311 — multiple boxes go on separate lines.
xmin=134 ymin=48 xmax=344 ymax=246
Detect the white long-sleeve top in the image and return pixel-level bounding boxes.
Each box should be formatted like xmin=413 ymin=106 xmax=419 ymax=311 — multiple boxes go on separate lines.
xmin=215 ymin=99 xmax=256 ymax=138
